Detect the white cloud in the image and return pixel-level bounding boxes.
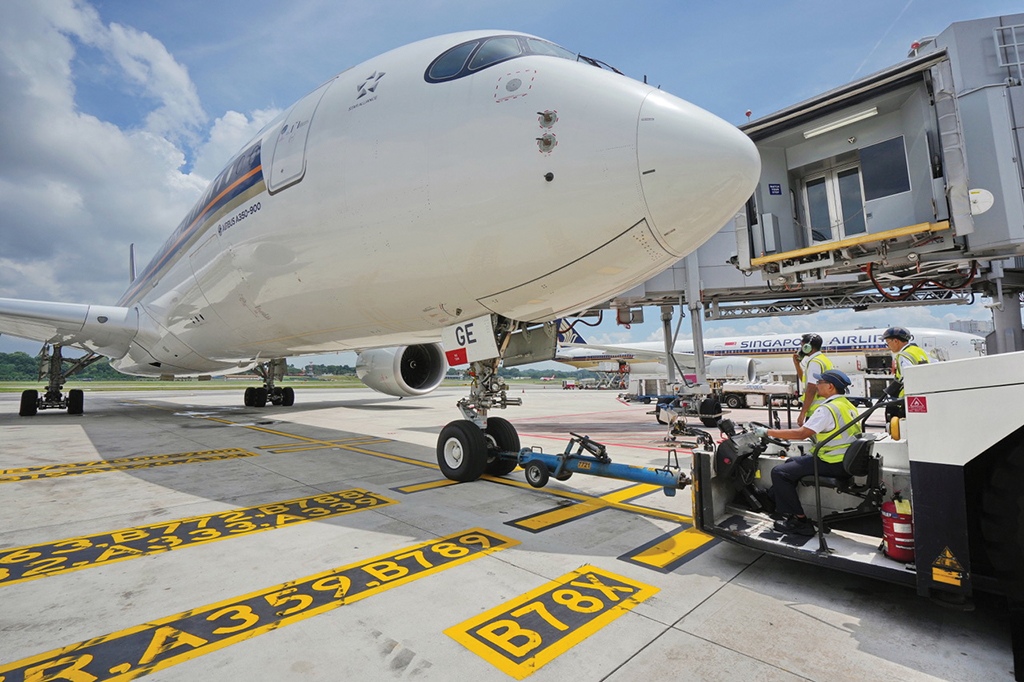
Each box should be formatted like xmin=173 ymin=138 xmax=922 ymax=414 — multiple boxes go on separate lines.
xmin=0 ymin=1 xmax=278 ymax=305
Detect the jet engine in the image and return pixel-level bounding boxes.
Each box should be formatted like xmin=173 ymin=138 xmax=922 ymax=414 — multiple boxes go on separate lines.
xmin=706 ymin=357 xmax=756 ymax=381
xmin=356 ymin=344 xmax=448 ymax=397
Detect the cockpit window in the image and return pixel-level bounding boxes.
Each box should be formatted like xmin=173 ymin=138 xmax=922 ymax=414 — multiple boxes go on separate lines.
xmin=425 ymin=35 xmax=579 ymax=83
xmin=427 ymin=42 xmax=477 ymax=80
xmin=526 ymin=39 xmax=576 ymax=60
xmin=469 ymin=37 xmax=522 ymax=71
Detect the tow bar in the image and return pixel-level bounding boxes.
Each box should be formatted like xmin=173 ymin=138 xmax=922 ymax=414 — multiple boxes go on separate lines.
xmin=514 ymin=432 xmax=694 ymax=496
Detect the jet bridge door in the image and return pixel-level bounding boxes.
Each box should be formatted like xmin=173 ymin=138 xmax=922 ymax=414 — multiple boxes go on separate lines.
xmin=267 ymin=78 xmax=335 ymax=193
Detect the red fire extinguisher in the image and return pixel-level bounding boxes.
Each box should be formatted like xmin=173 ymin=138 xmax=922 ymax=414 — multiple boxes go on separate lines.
xmin=881 ymin=492 xmax=914 ymax=562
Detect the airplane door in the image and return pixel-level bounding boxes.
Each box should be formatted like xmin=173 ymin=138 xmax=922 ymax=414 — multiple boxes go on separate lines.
xmin=266 ymin=78 xmax=335 ymax=193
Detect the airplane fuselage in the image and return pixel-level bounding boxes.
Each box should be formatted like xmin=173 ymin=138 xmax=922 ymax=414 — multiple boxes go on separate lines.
xmin=105 ymin=31 xmax=759 ymax=376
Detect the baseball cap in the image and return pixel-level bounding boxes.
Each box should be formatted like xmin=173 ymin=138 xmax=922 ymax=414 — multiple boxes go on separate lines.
xmin=814 ymin=369 xmax=852 ymax=393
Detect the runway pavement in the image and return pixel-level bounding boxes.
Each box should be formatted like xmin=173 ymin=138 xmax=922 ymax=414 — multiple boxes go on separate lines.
xmin=0 ymin=384 xmax=1012 ymax=681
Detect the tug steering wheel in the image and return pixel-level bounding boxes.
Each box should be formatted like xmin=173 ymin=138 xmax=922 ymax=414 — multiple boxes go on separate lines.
xmin=748 ymin=421 xmax=791 ymax=448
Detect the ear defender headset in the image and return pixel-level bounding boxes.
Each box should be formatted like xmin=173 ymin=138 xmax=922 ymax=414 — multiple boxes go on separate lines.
xmin=799 ymin=333 xmax=822 ymax=357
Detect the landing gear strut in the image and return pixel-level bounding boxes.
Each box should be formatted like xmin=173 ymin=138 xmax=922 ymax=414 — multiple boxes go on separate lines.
xmin=19 ymin=344 xmax=104 ymax=416
xmin=437 ymin=318 xmax=529 ymax=481
xmin=243 ymin=358 xmax=295 ymax=408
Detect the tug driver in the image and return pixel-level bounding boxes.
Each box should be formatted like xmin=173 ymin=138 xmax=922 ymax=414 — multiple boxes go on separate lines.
xmin=754 ymin=369 xmax=861 ymax=537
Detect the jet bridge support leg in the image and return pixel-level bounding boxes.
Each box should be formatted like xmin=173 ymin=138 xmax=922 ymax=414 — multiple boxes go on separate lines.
xmin=19 ymin=344 xmax=104 ymax=416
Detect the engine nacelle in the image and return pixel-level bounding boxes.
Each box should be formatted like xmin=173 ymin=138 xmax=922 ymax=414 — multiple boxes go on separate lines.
xmin=706 ymin=357 xmax=756 ymax=381
xmin=356 ymin=344 xmax=448 ymax=397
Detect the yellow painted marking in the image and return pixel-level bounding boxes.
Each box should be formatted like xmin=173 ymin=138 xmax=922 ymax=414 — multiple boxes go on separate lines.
xmin=264 ymin=439 xmax=390 ymax=454
xmin=0 ymin=529 xmax=517 ymax=681
xmin=597 ymin=484 xmax=660 ymax=504
xmin=625 ymin=527 xmax=714 ymax=570
xmin=513 ymin=500 xmax=605 ymax=531
xmin=932 ymin=546 xmax=964 ymax=572
xmin=0 ymin=448 xmax=248 ymax=475
xmin=446 ymin=565 xmax=657 ymax=679
xmin=0 ymin=450 xmax=257 ymax=483
xmin=932 ymin=567 xmax=962 ymax=586
xmin=394 ymin=479 xmax=462 ymax=494
xmin=0 ymin=489 xmax=397 ymax=587
xmin=750 ymin=220 xmax=949 ymax=265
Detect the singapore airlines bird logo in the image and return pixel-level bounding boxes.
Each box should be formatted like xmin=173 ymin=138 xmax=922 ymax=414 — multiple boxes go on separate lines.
xmin=357 ymin=71 xmax=386 ymax=99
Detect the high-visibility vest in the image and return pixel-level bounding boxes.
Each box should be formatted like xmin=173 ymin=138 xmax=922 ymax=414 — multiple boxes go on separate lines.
xmin=814 ymin=396 xmax=862 ymax=463
xmin=803 ymin=353 xmax=835 ymax=416
xmin=894 ymin=344 xmax=930 ymax=397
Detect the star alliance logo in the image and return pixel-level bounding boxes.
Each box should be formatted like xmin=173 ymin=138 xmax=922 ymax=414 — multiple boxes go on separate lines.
xmin=357 ymin=71 xmax=385 ymax=99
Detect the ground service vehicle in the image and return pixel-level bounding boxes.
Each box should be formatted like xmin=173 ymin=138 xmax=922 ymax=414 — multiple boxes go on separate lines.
xmin=691 ymin=350 xmax=1024 ymax=678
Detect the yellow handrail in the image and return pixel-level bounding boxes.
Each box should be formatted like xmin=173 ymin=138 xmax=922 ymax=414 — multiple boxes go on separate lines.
xmin=750 ymin=220 xmax=950 ymax=267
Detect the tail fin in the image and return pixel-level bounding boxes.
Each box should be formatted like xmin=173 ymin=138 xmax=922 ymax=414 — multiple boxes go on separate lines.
xmin=556 ymin=319 xmax=588 ymax=345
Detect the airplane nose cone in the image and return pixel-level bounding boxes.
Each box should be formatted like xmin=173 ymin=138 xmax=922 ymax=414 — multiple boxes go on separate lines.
xmin=637 ymin=91 xmax=761 ymax=257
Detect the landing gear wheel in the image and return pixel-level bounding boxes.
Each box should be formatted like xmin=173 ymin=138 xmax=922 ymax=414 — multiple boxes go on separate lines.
xmin=244 ymin=387 xmax=255 ymax=407
xmin=254 ymin=387 xmax=268 ymax=408
xmin=484 ymin=417 xmax=519 ymax=476
xmin=437 ymin=420 xmax=488 ymax=482
xmin=281 ymin=387 xmax=295 ymax=407
xmin=981 ymin=441 xmax=1024 ymax=600
xmin=19 ymin=390 xmax=38 ymax=417
xmin=67 ymin=389 xmax=84 ymax=415
xmin=724 ymin=393 xmax=744 ymax=409
xmin=524 ymin=461 xmax=550 ymax=488
xmin=699 ymin=397 xmax=721 ymax=428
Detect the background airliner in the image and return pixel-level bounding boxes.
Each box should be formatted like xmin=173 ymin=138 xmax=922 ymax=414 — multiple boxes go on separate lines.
xmin=0 ymin=30 xmax=759 ymax=480
xmin=555 ymin=325 xmax=985 ymax=379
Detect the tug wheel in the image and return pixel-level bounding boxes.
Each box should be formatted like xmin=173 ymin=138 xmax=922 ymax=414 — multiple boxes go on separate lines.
xmin=484 ymin=417 xmax=519 ymax=476
xmin=437 ymin=420 xmax=488 ymax=482
xmin=981 ymin=438 xmax=1024 ymax=599
xmin=524 ymin=461 xmax=550 ymax=488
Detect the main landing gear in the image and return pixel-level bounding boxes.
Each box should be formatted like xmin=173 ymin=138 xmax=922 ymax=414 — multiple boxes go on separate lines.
xmin=19 ymin=344 xmax=104 ymax=416
xmin=437 ymin=356 xmax=523 ymax=482
xmin=243 ymin=358 xmax=295 ymax=408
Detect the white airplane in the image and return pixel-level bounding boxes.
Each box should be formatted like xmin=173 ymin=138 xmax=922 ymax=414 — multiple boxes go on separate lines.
xmin=0 ymin=30 xmax=760 ymax=481
xmin=555 ymin=324 xmax=985 ymax=380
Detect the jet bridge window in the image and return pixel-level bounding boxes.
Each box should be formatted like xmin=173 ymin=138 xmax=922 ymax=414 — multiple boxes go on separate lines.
xmin=425 ymin=35 xmax=577 ymax=83
xmin=859 ymin=136 xmax=911 ymax=201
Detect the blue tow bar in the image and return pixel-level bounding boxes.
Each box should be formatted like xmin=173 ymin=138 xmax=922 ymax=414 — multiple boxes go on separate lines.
xmin=514 ymin=432 xmax=690 ymax=496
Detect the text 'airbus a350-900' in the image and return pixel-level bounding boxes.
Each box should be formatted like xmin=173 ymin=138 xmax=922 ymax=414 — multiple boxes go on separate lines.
xmin=0 ymin=31 xmax=760 ymax=481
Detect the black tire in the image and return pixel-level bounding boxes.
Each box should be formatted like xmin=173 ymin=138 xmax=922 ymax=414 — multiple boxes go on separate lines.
xmin=19 ymin=390 xmax=38 ymax=417
xmin=437 ymin=420 xmax=488 ymax=482
xmin=981 ymin=443 xmax=1024 ymax=599
xmin=655 ymin=408 xmax=668 ymax=425
xmin=244 ymin=387 xmax=255 ymax=407
xmin=67 ymin=389 xmax=84 ymax=415
xmin=724 ymin=393 xmax=744 ymax=409
xmin=554 ymin=470 xmax=573 ymax=482
xmin=699 ymin=397 xmax=721 ymax=428
xmin=484 ymin=417 xmax=519 ymax=476
xmin=281 ymin=387 xmax=295 ymax=407
xmin=524 ymin=461 xmax=550 ymax=488
xmin=641 ymin=397 xmax=651 ymax=405
xmin=254 ymin=387 xmax=268 ymax=408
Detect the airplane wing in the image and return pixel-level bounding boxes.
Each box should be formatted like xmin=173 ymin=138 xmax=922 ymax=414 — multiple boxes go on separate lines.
xmin=0 ymin=297 xmax=138 ymax=357
xmin=559 ymin=342 xmax=700 ymax=370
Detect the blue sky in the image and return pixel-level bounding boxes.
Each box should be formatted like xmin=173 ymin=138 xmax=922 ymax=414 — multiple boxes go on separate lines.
xmin=0 ymin=1 xmax=1018 ymax=368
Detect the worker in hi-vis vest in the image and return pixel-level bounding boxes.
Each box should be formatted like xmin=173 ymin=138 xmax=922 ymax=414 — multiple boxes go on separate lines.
xmin=792 ymin=333 xmax=834 ymax=427
xmin=754 ymin=369 xmax=862 ymax=537
xmin=882 ymin=326 xmax=930 ymax=419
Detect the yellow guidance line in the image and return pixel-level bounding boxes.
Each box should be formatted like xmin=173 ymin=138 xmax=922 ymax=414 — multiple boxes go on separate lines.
xmin=0 ymin=529 xmax=517 ymax=682
xmin=617 ymin=526 xmax=717 ymax=573
xmin=0 ymin=450 xmax=258 ymax=483
xmin=0 ymin=489 xmax=397 ymax=587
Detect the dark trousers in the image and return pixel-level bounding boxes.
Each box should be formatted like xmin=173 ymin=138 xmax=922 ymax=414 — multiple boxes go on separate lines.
xmin=768 ymin=454 xmax=848 ymax=517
